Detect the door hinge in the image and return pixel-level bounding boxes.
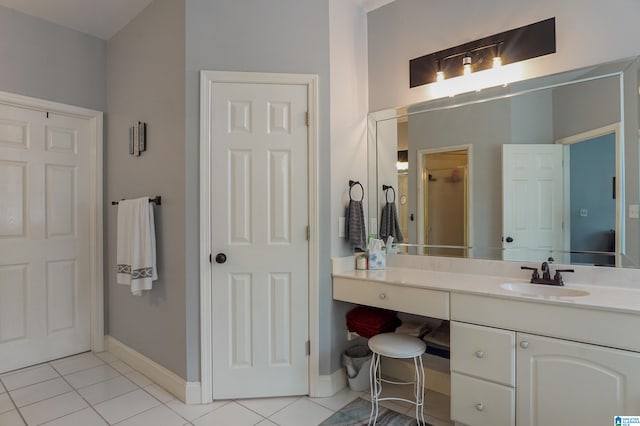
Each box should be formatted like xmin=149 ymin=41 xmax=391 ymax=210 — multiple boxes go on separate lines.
xmin=306 ymin=226 xmax=310 ymax=241
xmin=305 ymin=340 xmax=310 ymax=356
xmin=305 ymin=111 xmax=310 ymax=127
xmin=209 ymin=253 xmax=212 ymax=263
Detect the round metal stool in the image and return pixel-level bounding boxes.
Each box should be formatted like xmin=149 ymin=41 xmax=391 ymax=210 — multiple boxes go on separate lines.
xmin=368 ymin=333 xmax=426 ymax=425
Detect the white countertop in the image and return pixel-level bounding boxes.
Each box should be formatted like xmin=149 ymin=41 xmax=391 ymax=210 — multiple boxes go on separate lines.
xmin=333 ymin=267 xmax=640 ymax=315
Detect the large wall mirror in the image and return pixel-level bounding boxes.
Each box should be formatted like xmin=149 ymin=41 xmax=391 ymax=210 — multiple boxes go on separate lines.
xmin=369 ymin=56 xmax=640 ymax=267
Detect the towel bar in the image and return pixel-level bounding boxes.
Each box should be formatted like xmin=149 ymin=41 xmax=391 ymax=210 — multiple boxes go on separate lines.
xmin=111 ymin=196 xmax=161 ymax=206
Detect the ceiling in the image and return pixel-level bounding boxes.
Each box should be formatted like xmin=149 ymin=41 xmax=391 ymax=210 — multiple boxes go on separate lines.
xmin=0 ymin=0 xmax=394 ymax=40
xmin=0 ymin=0 xmax=154 ymax=40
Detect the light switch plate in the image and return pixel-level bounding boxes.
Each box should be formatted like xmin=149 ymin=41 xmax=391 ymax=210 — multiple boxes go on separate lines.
xmin=630 ymin=204 xmax=640 ymax=219
xmin=338 ymin=217 xmax=346 ymax=237
xmin=580 ymin=208 xmax=588 ymax=217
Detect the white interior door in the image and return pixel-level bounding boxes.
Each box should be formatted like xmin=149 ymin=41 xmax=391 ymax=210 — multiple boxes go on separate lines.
xmin=502 ymin=144 xmax=564 ymax=262
xmin=0 ymin=104 xmax=91 ymax=373
xmin=210 ymin=82 xmax=309 ymax=398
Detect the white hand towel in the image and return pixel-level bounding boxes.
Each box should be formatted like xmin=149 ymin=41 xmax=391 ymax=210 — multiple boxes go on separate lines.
xmin=116 ymin=197 xmax=158 ymax=296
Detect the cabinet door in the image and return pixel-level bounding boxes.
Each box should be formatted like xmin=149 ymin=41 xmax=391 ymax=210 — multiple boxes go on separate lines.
xmin=517 ymin=333 xmax=640 ymax=426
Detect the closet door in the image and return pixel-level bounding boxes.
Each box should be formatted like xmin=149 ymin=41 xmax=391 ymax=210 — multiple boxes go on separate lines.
xmin=0 ymin=104 xmax=92 ymax=373
xmin=208 ymin=81 xmax=310 ymax=398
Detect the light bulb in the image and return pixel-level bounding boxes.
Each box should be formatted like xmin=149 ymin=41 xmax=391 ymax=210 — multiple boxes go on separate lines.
xmin=493 ymin=56 xmax=502 ymax=68
xmin=436 ymin=71 xmax=445 ymax=82
xmin=463 ymin=55 xmax=472 ymax=76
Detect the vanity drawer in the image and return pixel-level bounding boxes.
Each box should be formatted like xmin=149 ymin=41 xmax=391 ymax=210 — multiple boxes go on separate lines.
xmin=451 ymin=372 xmax=515 ymax=426
xmin=333 ymin=277 xmax=449 ymax=319
xmin=451 ymin=321 xmax=515 ymax=386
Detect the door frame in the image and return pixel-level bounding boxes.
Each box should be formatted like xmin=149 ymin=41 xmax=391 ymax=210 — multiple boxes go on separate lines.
xmin=199 ymin=71 xmax=319 ymax=403
xmin=0 ymin=90 xmax=104 ymax=353
xmin=556 ymin=123 xmax=621 ymax=266
xmin=416 ymin=144 xmax=473 ymax=257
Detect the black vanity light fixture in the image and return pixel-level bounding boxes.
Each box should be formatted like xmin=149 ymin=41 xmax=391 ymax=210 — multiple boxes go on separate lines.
xmin=409 ymin=17 xmax=556 ymax=88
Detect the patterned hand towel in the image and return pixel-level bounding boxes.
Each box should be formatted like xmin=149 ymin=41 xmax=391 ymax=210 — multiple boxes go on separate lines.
xmin=116 ymin=197 xmax=158 ymax=296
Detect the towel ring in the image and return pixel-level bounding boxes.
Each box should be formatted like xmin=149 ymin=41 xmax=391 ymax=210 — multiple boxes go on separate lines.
xmin=349 ymin=180 xmax=364 ymax=201
xmin=383 ymin=185 xmax=396 ymax=203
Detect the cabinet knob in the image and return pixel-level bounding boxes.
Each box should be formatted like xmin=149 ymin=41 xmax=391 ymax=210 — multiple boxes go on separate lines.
xmin=475 ymin=350 xmax=484 ymax=359
xmin=520 ymin=341 xmax=529 ymax=349
xmin=379 ymin=293 xmax=386 ymax=300
xmin=475 ymin=403 xmax=485 ymax=412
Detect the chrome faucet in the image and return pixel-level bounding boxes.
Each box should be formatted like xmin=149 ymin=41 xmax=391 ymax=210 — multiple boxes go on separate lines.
xmin=520 ymin=262 xmax=574 ymax=286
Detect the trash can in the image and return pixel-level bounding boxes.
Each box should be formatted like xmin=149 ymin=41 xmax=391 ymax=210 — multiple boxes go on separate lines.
xmin=342 ymin=345 xmax=372 ymax=391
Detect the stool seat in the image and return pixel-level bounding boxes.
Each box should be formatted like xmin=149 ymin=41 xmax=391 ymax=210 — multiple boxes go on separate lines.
xmin=368 ymin=333 xmax=426 ymax=359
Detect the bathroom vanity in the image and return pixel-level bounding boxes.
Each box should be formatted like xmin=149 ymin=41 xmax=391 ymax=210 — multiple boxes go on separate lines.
xmin=332 ymin=256 xmax=640 ymax=426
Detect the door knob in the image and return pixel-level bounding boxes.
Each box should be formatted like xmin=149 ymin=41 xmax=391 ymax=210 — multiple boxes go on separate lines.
xmin=215 ymin=253 xmax=227 ymax=264
xmin=505 ymin=236 xmax=514 ymax=243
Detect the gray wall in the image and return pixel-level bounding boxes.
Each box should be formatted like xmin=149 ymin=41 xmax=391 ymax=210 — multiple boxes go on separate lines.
xmin=185 ymin=0 xmax=333 ymax=379
xmin=0 ymin=5 xmax=105 ymax=111
xmin=328 ymin=0 xmax=369 ymax=373
xmin=367 ymin=0 xmax=640 ymax=111
xmin=106 ymin=0 xmax=187 ymax=379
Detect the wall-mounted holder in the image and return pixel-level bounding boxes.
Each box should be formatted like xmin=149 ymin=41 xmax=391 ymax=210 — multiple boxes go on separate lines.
xmin=129 ymin=121 xmax=147 ymax=156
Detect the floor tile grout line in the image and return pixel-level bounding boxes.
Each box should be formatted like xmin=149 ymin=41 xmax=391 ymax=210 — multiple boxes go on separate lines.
xmin=6 ymin=376 xmax=70 ymax=409
xmin=2 ymin=385 xmax=28 ymax=426
xmin=0 ymin=369 xmax=62 ymax=393
xmin=17 ymin=390 xmax=87 ymax=426
xmin=235 ymin=395 xmax=301 ymax=421
xmin=48 ymin=364 xmax=117 ymax=426
xmin=49 ymin=358 xmax=110 ymax=381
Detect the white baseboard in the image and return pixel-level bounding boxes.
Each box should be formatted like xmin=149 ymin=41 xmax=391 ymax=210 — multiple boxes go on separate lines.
xmin=312 ymin=367 xmax=348 ymax=397
xmin=105 ymin=336 xmax=201 ymax=404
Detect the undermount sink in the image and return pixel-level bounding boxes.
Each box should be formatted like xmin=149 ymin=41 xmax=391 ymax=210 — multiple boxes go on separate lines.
xmin=501 ymin=282 xmax=590 ymax=298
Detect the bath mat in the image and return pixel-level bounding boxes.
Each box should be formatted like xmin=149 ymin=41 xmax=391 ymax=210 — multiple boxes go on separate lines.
xmin=319 ymin=397 xmax=430 ymax=426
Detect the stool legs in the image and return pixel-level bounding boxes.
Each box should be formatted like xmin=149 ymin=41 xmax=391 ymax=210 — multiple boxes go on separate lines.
xmin=368 ymin=352 xmax=381 ymax=426
xmin=368 ymin=353 xmax=426 ymax=426
xmin=413 ymin=354 xmax=426 ymax=425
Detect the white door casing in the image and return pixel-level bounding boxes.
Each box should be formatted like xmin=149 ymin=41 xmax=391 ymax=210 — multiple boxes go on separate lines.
xmin=502 ymin=144 xmax=563 ymax=262
xmin=417 ymin=145 xmax=473 ymax=256
xmin=556 ymin=123 xmax=622 ymax=267
xmin=200 ymin=72 xmax=319 ymax=401
xmin=0 ymin=92 xmax=103 ymax=373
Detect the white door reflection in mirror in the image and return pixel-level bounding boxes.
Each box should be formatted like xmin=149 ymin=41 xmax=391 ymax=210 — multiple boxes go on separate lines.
xmin=502 ymin=145 xmax=564 ymax=263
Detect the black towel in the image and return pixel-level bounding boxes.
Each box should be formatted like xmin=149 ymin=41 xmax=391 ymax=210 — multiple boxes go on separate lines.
xmin=379 ymin=201 xmax=403 ymax=243
xmin=345 ymin=199 xmax=367 ymax=251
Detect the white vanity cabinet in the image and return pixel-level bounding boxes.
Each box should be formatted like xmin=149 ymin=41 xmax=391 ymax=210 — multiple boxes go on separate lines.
xmin=451 ymin=293 xmax=640 ymax=426
xmin=516 ymin=333 xmax=640 ymax=426
xmin=332 ymin=272 xmax=640 ymax=425
xmin=450 ymin=322 xmax=515 ymax=426
xmin=451 ymin=321 xmax=640 ymax=426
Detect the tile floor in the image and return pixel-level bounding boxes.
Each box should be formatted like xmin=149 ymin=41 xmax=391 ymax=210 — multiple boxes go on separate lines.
xmin=0 ymin=351 xmax=453 ymax=425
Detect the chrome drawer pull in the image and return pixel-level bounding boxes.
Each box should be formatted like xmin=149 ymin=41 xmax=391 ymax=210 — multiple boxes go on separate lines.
xmin=520 ymin=341 xmax=529 ymax=349
xmin=475 ymin=403 xmax=485 ymax=412
xmin=475 ymin=350 xmax=484 ymax=359
xmin=379 ymin=293 xmax=386 ymax=300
